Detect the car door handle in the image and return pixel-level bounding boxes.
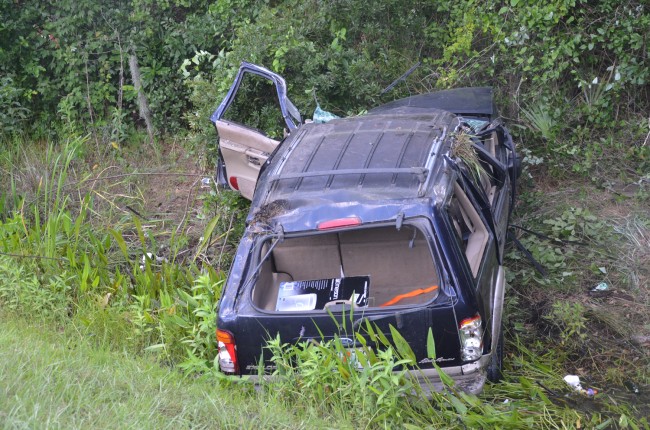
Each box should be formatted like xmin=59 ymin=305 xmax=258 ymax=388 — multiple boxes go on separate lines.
xmin=247 ymin=155 xmax=261 ymax=166
xmin=245 ymin=148 xmax=266 ymax=166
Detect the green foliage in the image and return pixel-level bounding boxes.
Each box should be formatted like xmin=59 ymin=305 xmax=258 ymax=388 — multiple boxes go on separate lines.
xmin=197 ymin=187 xmax=249 ymax=269
xmin=185 ymin=0 xmax=436 ymax=135
xmin=0 ymin=76 xmax=31 ymax=135
xmin=542 ymin=207 xmax=605 ymax=240
xmin=520 ymin=104 xmax=558 ymax=142
xmin=3 ymin=0 xmax=649 ymax=182
xmin=0 ymin=257 xmax=71 ymax=319
xmin=545 ymin=300 xmax=588 ymax=343
xmin=264 ymin=323 xmax=439 ymax=427
xmin=177 ymin=0 xmax=650 ymax=180
xmin=177 ymin=272 xmax=223 ymax=372
xmin=509 ymin=207 xmax=610 ymax=290
xmin=261 ymin=321 xmax=647 ymax=428
xmin=0 ymin=0 xmax=245 ymax=140
xmin=0 ymin=139 xmax=228 ymax=370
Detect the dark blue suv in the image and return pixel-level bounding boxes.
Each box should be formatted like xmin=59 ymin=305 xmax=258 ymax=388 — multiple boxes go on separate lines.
xmin=211 ymin=63 xmax=520 ymax=393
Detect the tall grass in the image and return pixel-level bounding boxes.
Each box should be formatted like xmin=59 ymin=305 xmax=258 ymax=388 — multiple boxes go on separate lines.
xmin=259 ymin=322 xmax=649 ymax=429
xmin=0 ymin=136 xmax=224 ymax=371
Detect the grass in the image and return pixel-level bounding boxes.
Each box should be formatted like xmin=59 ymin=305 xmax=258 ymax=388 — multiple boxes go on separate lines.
xmin=0 ymin=135 xmax=228 ymax=373
xmin=3 ymin=310 xmax=647 ymax=430
xmin=1 ymin=134 xmax=649 ymax=429
xmin=0 ymin=313 xmax=330 ymax=429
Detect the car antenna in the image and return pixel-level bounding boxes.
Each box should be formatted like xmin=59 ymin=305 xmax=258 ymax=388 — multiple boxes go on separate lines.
xmin=380 ymin=62 xmax=421 ymax=95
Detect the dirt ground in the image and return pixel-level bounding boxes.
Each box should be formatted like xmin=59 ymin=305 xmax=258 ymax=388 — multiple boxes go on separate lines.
xmin=509 ymin=164 xmax=649 ymax=398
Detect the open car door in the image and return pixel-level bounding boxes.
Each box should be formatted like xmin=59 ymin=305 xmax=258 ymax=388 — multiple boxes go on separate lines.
xmin=211 ymin=62 xmax=302 ymax=200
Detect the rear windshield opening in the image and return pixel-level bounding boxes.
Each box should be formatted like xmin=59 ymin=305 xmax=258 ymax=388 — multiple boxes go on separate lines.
xmin=251 ymin=224 xmax=440 ymax=311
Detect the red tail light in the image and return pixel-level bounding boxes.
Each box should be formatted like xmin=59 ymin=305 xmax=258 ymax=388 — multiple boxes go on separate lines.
xmin=216 ymin=329 xmax=239 ymax=374
xmin=229 ymin=176 xmax=239 ymax=190
xmin=317 ymin=217 xmax=361 ymax=230
xmin=459 ymin=314 xmax=483 ymax=362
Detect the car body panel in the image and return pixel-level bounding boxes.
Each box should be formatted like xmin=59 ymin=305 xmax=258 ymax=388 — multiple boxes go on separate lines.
xmin=368 ymin=87 xmax=496 ymax=117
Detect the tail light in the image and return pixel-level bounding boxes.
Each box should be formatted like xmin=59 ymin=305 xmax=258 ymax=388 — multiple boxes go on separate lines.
xmin=459 ymin=314 xmax=483 ymax=361
xmin=216 ymin=329 xmax=239 ymax=374
xmin=317 ymin=217 xmax=361 ymax=230
xmin=229 ymin=176 xmax=239 ymax=190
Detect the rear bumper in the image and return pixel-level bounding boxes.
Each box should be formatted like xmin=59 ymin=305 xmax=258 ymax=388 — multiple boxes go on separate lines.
xmin=410 ymin=354 xmax=490 ymax=395
xmin=227 ymin=353 xmax=491 ymax=396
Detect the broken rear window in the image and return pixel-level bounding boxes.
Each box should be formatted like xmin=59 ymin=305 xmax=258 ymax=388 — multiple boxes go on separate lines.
xmin=250 ymin=224 xmax=440 ymax=311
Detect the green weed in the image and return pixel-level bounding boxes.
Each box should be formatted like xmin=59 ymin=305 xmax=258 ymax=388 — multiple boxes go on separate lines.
xmin=197 ymin=187 xmax=249 ymax=270
xmin=259 ymin=321 xmax=649 ymax=428
xmin=521 ymin=104 xmax=557 ymax=142
xmin=509 ymin=206 xmax=611 ymax=291
xmin=545 ymin=301 xmax=588 ymax=344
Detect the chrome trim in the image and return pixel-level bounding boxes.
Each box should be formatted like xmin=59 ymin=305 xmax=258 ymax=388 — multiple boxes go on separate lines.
xmin=491 ymin=265 xmax=505 ymax=352
xmin=233 ymin=352 xmax=493 ymax=396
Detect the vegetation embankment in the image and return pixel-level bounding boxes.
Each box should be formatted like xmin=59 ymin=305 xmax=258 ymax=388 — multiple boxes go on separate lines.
xmin=1 ymin=136 xmax=648 ymax=428
xmin=1 ymin=0 xmax=649 ymax=428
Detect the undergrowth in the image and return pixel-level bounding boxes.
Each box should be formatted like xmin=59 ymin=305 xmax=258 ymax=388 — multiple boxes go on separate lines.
xmin=0 ymin=135 xmax=226 ymax=374
xmin=257 ymin=319 xmax=649 ymax=428
xmin=1 ymin=123 xmax=648 ymax=428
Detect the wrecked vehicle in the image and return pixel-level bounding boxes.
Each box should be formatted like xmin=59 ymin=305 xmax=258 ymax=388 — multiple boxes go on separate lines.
xmin=210 ymin=62 xmax=520 ymax=393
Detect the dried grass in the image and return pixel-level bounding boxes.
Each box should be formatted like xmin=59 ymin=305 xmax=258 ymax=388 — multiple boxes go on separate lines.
xmin=613 ymin=217 xmax=650 ymax=292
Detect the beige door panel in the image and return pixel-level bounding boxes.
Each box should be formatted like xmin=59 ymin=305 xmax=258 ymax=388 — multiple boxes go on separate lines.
xmin=216 ymin=120 xmax=279 ymax=153
xmin=216 ymin=120 xmax=280 ymax=200
xmin=453 ymin=182 xmax=488 ymax=278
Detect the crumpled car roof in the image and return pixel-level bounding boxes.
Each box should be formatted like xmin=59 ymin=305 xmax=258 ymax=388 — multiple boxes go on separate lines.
xmin=257 ymin=109 xmax=459 ymax=204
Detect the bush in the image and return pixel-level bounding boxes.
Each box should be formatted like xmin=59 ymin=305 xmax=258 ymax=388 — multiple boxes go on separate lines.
xmin=0 ymin=76 xmax=31 ymax=137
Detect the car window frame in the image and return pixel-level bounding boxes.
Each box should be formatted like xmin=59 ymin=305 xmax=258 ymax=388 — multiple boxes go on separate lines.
xmin=444 ymin=176 xmax=494 ymax=281
xmin=246 ymin=218 xmax=449 ymax=313
xmin=210 ymin=62 xmax=301 ymax=132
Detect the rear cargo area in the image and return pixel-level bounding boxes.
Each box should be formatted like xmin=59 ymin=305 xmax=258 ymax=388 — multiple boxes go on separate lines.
xmin=252 ymin=225 xmax=440 ymax=310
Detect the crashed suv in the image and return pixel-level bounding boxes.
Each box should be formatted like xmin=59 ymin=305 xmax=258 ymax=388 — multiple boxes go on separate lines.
xmin=211 ymin=63 xmax=520 ymax=393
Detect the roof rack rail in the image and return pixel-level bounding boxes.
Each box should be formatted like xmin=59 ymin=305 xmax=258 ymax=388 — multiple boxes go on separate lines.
xmin=268 ymin=167 xmax=429 ymax=185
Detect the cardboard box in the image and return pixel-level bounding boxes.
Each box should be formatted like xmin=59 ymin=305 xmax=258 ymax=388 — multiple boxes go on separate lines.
xmin=276 ymin=276 xmax=369 ymax=311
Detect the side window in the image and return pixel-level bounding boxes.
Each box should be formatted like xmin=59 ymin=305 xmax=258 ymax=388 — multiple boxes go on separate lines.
xmin=221 ymin=73 xmax=286 ymax=139
xmin=448 ymin=181 xmax=489 ymax=278
xmin=458 ymin=123 xmax=506 ymax=209
xmin=478 ymin=131 xmax=498 ymax=205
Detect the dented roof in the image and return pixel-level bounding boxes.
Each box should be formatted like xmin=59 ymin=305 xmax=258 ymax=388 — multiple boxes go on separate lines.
xmin=256 ymin=109 xmax=459 ymax=205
